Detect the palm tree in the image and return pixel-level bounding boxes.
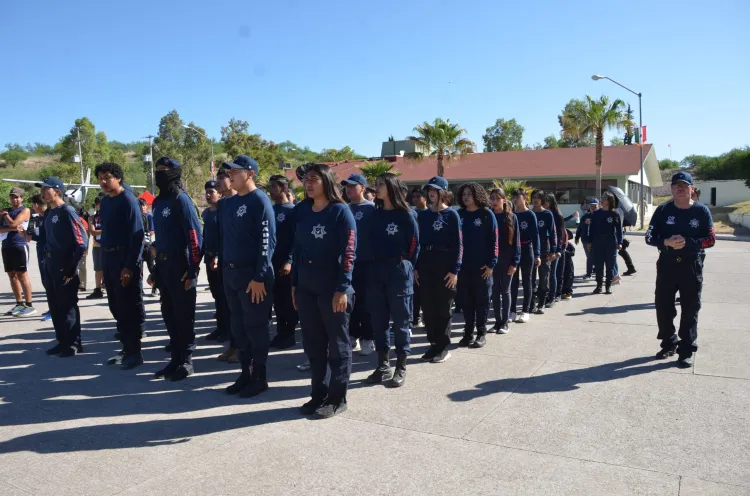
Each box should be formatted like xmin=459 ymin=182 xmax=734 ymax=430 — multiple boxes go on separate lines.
xmin=358 ymin=161 xmax=400 ymax=184
xmin=561 ymin=95 xmax=630 ymax=195
xmin=491 ymin=179 xmax=529 ymax=196
xmin=407 ymin=118 xmax=475 ymax=177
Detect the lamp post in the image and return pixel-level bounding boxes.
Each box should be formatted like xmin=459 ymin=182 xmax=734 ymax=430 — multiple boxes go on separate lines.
xmin=182 ymin=125 xmax=216 ymax=178
xmin=592 ymin=74 xmax=645 ymax=229
xmin=142 ymin=135 xmax=156 ymax=195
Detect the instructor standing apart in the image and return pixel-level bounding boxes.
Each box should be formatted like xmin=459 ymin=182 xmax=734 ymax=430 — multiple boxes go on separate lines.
xmin=646 ymin=171 xmax=715 ymax=368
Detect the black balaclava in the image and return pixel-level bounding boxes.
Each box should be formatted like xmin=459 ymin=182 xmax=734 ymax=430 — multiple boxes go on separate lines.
xmin=155 ymin=167 xmax=183 ymax=198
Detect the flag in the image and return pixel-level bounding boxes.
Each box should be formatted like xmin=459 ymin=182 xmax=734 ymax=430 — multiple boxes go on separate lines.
xmin=642 ymin=126 xmax=647 ymax=143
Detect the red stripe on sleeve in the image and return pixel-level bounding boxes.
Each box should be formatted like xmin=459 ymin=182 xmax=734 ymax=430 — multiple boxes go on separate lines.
xmin=343 ymin=229 xmax=355 ymax=272
xmin=188 ymin=229 xmax=201 ymax=263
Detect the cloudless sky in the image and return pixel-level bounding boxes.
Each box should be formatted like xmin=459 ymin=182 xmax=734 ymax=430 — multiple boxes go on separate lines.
xmin=2 ymin=0 xmax=749 ymax=162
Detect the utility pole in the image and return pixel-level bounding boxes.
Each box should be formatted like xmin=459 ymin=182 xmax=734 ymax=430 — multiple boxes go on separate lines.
xmin=75 ymin=127 xmax=84 ymax=184
xmin=144 ymin=135 xmax=156 ymax=195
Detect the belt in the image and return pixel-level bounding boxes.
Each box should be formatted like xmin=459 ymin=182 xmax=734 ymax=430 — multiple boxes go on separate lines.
xmin=660 ymin=253 xmax=696 ymax=263
xmin=102 ymin=246 xmax=120 ymax=253
xmin=422 ymin=246 xmax=451 ymax=253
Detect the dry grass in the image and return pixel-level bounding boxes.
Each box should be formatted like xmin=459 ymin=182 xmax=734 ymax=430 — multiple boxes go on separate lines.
xmin=728 ymin=200 xmax=750 ymax=215
xmin=22 ymin=155 xmax=60 ymax=169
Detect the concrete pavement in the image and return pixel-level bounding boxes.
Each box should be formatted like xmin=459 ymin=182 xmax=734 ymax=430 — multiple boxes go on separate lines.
xmin=0 ymin=238 xmax=748 ymax=495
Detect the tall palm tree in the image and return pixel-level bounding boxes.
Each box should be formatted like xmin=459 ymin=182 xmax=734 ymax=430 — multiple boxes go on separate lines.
xmin=358 ymin=161 xmax=400 ymax=184
xmin=561 ymin=95 xmax=630 ymax=195
xmin=491 ymin=179 xmax=529 ymax=196
xmin=407 ymin=118 xmax=475 ymax=177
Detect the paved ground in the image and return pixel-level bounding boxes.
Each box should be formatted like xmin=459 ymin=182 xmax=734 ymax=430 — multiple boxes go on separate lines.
xmin=0 ymin=237 xmax=749 ymax=496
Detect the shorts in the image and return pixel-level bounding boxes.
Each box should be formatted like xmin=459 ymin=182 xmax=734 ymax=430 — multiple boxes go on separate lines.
xmin=92 ymin=246 xmax=103 ymax=271
xmin=2 ymin=245 xmax=30 ymax=273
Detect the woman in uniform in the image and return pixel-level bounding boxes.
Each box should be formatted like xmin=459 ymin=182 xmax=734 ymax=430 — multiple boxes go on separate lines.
xmin=510 ymin=189 xmax=540 ymax=324
xmin=489 ymin=189 xmax=520 ymax=334
xmin=588 ymin=191 xmax=623 ymax=295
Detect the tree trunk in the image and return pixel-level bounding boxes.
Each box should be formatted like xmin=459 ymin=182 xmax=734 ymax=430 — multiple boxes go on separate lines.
xmin=437 ymin=151 xmax=444 ymax=177
xmin=595 ymin=131 xmax=603 ymax=197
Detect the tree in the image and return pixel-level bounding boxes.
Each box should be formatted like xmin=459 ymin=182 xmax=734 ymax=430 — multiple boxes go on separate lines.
xmin=407 ymin=118 xmax=476 ymax=177
xmin=658 ymin=159 xmax=680 ymax=170
xmin=609 ymin=137 xmax=625 ymax=146
xmin=358 ymin=161 xmax=400 ymax=184
xmin=561 ymin=95 xmax=629 ymax=194
xmin=153 ymin=110 xmax=212 ymax=195
xmin=1 ymin=143 xmax=29 ymax=167
xmin=623 ymin=104 xmax=635 ymax=145
xmin=556 ymin=100 xmax=597 ymax=148
xmin=220 ymin=118 xmax=283 ymax=183
xmin=318 ymin=146 xmax=361 ymax=162
xmin=482 ymin=118 xmax=524 ymax=152
xmin=492 ymin=179 xmax=529 ymax=196
xmin=542 ymin=134 xmax=560 ymax=149
xmin=57 ymin=118 xmax=100 ymax=179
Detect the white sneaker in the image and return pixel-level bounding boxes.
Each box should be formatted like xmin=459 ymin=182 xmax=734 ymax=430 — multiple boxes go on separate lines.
xmin=351 ymin=338 xmax=361 ymax=352
xmin=509 ymin=312 xmax=516 ymax=322
xmin=613 ymin=276 xmax=621 ymax=285
xmin=498 ymin=324 xmax=510 ymax=334
xmin=359 ymin=339 xmax=375 ymax=356
xmin=519 ymin=313 xmax=530 ymax=323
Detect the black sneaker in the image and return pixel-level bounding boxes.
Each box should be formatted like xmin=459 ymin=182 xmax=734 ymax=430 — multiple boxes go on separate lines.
xmin=458 ymin=335 xmax=474 ymax=347
xmin=313 ymin=400 xmax=348 ymax=419
xmin=169 ymin=363 xmax=194 ymax=381
xmin=593 ymin=286 xmax=603 ymax=295
xmin=270 ymin=334 xmax=296 ymax=350
xmin=120 ymin=353 xmax=144 ymax=370
xmin=605 ymin=287 xmax=613 ymax=295
xmin=656 ymin=344 xmax=677 ymax=359
xmin=431 ymin=349 xmax=451 ymax=363
xmin=154 ymin=361 xmax=180 ymax=379
xmin=239 ymin=378 xmax=269 ymax=398
xmin=226 ymin=369 xmax=251 ymax=395
xmin=677 ymin=355 xmax=694 ymax=368
xmin=107 ymin=350 xmax=126 ymax=365
xmin=58 ymin=346 xmax=79 ymax=358
xmin=164 ymin=343 xmax=173 ymax=353
xmin=622 ymin=269 xmax=637 ymax=276
xmin=46 ymin=343 xmax=65 ymax=356
xmin=421 ymin=347 xmax=438 ymax=362
xmin=204 ymin=328 xmax=222 ymax=342
xmin=469 ymin=335 xmax=486 ymax=349
xmin=300 ymin=398 xmax=326 ymax=416
xmin=85 ymin=288 xmax=105 ymax=300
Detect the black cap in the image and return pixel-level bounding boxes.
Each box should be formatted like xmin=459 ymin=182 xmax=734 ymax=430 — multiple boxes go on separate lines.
xmin=205 ymin=180 xmax=218 ymax=190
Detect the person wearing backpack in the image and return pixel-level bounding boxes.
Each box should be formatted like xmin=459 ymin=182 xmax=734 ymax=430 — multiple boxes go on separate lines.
xmin=149 ymin=157 xmax=203 ymax=381
xmin=456 ymin=182 xmax=498 ymax=349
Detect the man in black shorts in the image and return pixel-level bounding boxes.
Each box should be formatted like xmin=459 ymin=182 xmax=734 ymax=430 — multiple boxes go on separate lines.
xmin=0 ymin=187 xmax=36 ymax=317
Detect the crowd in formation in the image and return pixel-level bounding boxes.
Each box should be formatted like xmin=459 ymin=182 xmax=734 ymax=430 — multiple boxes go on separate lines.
xmin=1 ymin=155 xmax=715 ymax=419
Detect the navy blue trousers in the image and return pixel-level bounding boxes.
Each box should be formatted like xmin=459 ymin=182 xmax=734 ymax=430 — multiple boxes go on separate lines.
xmin=223 ymin=266 xmax=274 ymax=369
xmin=272 ymin=260 xmax=298 ymax=340
xmin=367 ymin=259 xmax=413 ymax=356
xmin=349 ymin=261 xmax=374 ymax=341
xmin=457 ymin=266 xmax=493 ymax=336
xmin=547 ymin=256 xmax=560 ymax=303
xmin=562 ymin=253 xmax=575 ymax=294
xmin=593 ymin=239 xmax=617 ymax=285
xmin=206 ymin=257 xmax=231 ymax=336
xmin=44 ymin=261 xmax=81 ymax=348
xmin=103 ymin=250 xmax=144 ymax=354
xmin=492 ymin=258 xmax=514 ymax=328
xmin=155 ymin=255 xmax=196 ymax=363
xmin=655 ymin=255 xmax=702 ymax=357
xmin=511 ymin=244 xmax=535 ymax=314
xmin=555 ymin=252 xmax=566 ymax=298
xmin=297 ymin=287 xmax=353 ymax=404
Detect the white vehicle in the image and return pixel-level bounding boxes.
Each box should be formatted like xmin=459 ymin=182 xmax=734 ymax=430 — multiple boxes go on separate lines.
xmin=2 ymin=169 xmax=146 ymax=205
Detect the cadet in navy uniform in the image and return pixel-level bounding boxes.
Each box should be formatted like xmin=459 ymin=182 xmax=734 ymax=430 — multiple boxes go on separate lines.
xmin=268 ymin=174 xmax=298 ymax=350
xmin=292 ymin=163 xmax=356 ymax=419
xmin=366 ymin=173 xmax=419 ymax=387
xmin=510 ymin=189 xmax=540 ymax=324
xmin=588 ymin=191 xmax=623 ymax=295
xmin=150 ymin=157 xmax=203 ymax=381
xmin=35 ymin=177 xmax=88 ymax=356
xmin=417 ymin=176 xmax=462 ymax=363
xmin=27 ymin=195 xmax=52 ymax=320
xmin=545 ymin=193 xmax=567 ymax=305
xmin=576 ymin=199 xmax=598 ymax=278
xmin=221 ymin=155 xmax=276 ymax=399
xmin=456 ymin=182 xmax=498 ymax=348
xmin=342 ymin=173 xmax=376 ymax=356
xmin=531 ymin=190 xmax=557 ymax=314
xmin=489 ymin=188 xmax=520 ymax=335
xmin=202 ymin=180 xmax=231 ymax=345
xmin=96 ymin=163 xmax=146 ymax=369
xmin=410 ymin=188 xmax=429 ymax=327
xmin=646 ymin=171 xmax=715 ymax=368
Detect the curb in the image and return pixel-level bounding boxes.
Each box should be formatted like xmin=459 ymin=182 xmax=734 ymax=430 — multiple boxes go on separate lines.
xmin=625 ymin=231 xmax=750 ymax=242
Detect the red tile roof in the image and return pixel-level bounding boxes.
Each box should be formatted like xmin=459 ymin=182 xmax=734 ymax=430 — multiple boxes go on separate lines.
xmin=285 ymin=144 xmax=653 ymax=184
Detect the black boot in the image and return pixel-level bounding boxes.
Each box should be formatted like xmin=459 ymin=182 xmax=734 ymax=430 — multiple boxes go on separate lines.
xmin=388 ymin=354 xmax=407 ymax=388
xmin=593 ymin=278 xmax=603 ymax=294
xmin=154 ymin=360 xmax=180 ymax=379
xmin=458 ymin=331 xmax=475 ymax=347
xmin=226 ymin=361 xmax=252 ymax=395
xmin=240 ymin=365 xmax=269 ymax=398
xmin=366 ymin=351 xmax=393 ymax=384
xmin=469 ymin=332 xmax=487 ymax=349
xmin=605 ymin=283 xmax=612 ymax=295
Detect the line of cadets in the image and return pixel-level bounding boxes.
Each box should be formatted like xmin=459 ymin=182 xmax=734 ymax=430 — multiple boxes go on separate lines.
xmin=33 ymin=155 xmax=632 ymax=419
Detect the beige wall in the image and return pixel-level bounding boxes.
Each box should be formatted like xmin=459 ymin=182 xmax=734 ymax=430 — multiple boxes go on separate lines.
xmin=693 ymin=180 xmax=750 ymax=207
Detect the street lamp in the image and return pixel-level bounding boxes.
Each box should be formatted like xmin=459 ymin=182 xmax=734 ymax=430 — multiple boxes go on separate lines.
xmin=592 ymin=74 xmax=645 ymax=229
xmin=182 ymin=125 xmax=216 ymax=178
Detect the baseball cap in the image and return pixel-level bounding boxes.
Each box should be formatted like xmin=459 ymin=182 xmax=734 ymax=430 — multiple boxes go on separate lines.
xmin=671 ymin=171 xmax=693 ymax=186
xmin=341 ymin=174 xmax=368 ymax=187
xmin=205 ymin=180 xmax=218 ymax=190
xmin=35 ymin=177 xmax=65 ymax=192
xmin=425 ymin=176 xmax=449 ymax=191
xmin=155 ymin=157 xmax=181 ymax=169
xmin=222 ymin=155 xmax=259 ymax=174
xmin=9 ymin=187 xmax=24 ymax=197
xmin=587 ymin=198 xmax=600 ymax=205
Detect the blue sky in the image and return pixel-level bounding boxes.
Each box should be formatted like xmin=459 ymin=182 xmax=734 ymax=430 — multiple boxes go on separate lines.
xmin=2 ymin=0 xmax=748 ymax=162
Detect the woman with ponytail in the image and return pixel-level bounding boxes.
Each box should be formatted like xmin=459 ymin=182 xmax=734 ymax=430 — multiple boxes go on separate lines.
xmin=489 ymin=189 xmax=520 ymax=334
xmin=510 ymin=189 xmax=540 ymax=324
xmin=543 ymin=193 xmax=567 ymax=308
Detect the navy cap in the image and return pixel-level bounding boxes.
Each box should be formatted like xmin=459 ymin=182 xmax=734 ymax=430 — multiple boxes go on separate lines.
xmin=671 ymin=171 xmax=693 ymax=186
xmin=587 ymin=198 xmax=600 ymax=205
xmin=35 ymin=176 xmax=65 ymax=192
xmin=155 ymin=156 xmax=181 ymax=169
xmin=222 ymin=155 xmax=259 ymax=174
xmin=425 ymin=176 xmax=449 ymax=191
xmin=341 ymin=173 xmax=368 ymax=187
xmin=205 ymin=180 xmax=218 ymax=190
